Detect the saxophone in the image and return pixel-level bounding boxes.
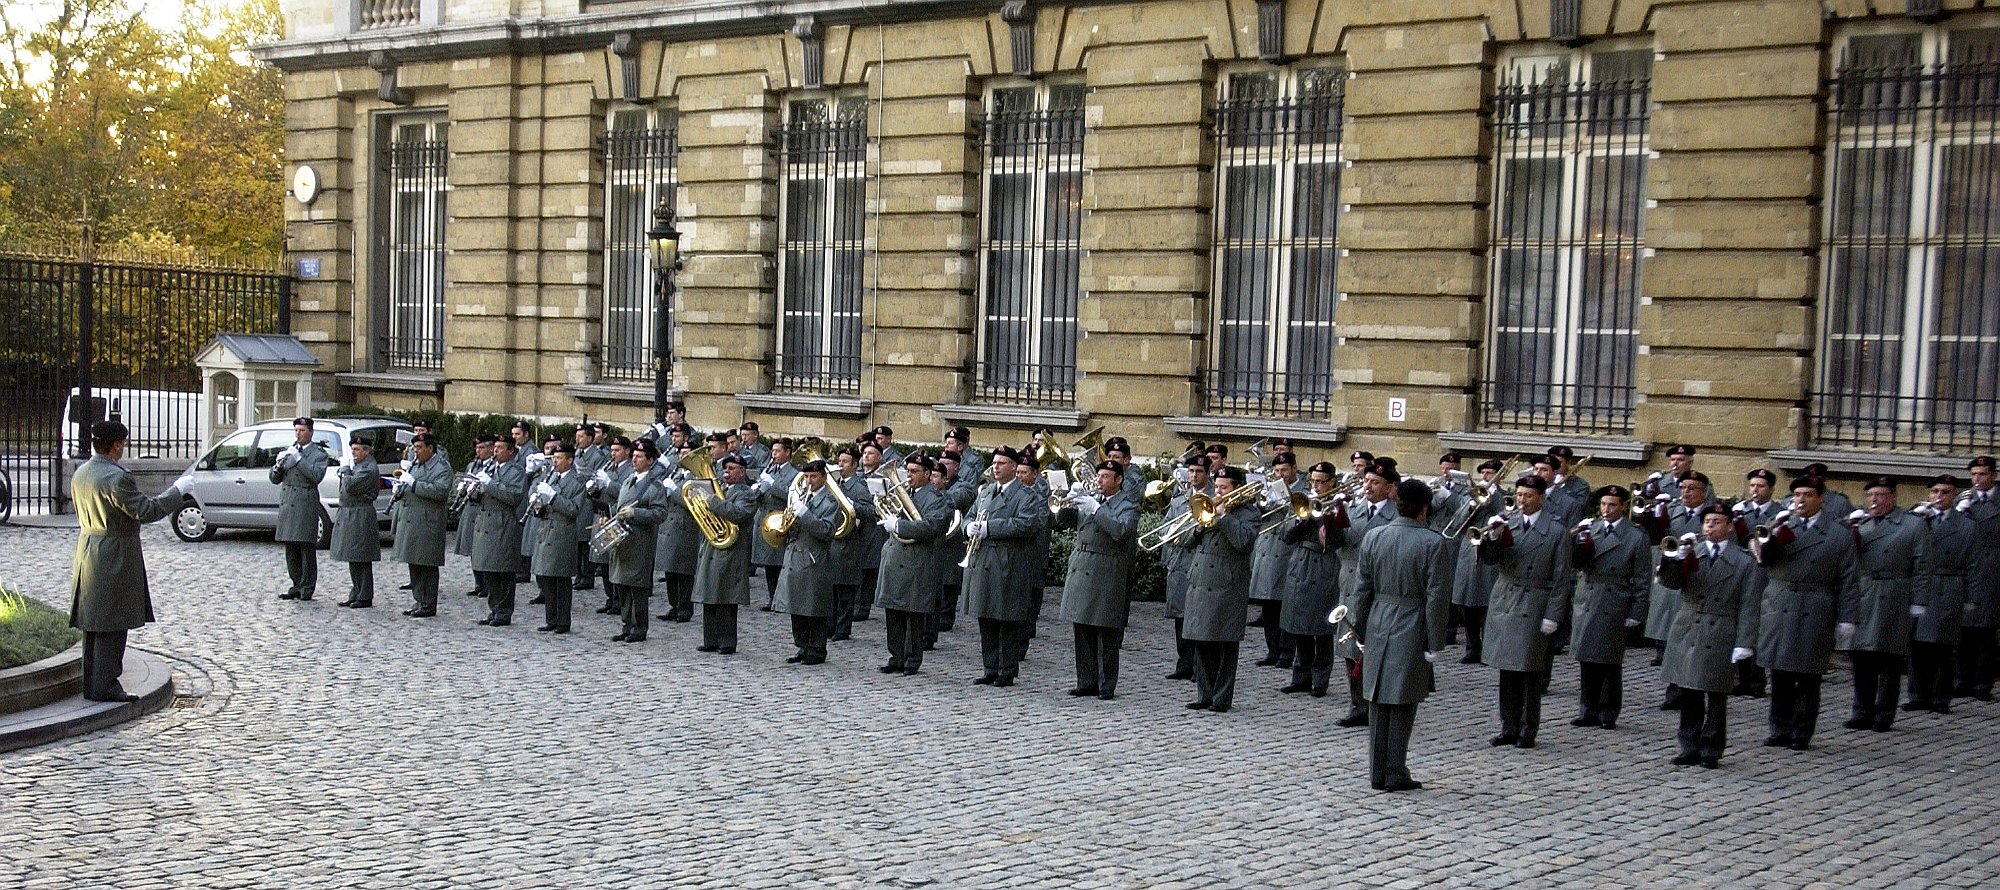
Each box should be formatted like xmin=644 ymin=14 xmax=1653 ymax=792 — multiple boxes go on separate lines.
xmin=677 ymin=449 xmax=740 ymax=549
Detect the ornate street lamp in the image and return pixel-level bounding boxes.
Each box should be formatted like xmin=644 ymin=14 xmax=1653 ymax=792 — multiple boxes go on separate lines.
xmin=646 ymin=198 xmax=681 ymax=422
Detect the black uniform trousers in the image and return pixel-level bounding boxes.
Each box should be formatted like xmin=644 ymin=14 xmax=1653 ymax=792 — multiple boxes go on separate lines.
xmin=1368 ymin=701 xmax=1418 ymax=788
xmin=1677 ymin=689 xmax=1728 ymax=759
xmin=701 ymin=604 xmax=737 ymax=651
xmin=1344 ymin=658 xmax=1368 ymax=720
xmin=884 ymin=608 xmax=926 ymax=669
xmin=283 ymin=542 xmax=318 ymax=599
xmin=1577 ymin=661 xmax=1624 ymax=725
xmin=1251 ymin=602 xmax=1287 ymax=664
xmin=1071 ymin=624 xmax=1124 ymax=694
xmin=831 ymin=584 xmax=859 ymax=639
xmin=660 ymin=572 xmax=693 ymax=622
xmin=81 ymin=630 xmax=130 ymax=700
xmin=1288 ymin=633 xmax=1336 ymax=693
xmin=976 ymin=617 xmax=1023 ymax=680
xmin=347 ymin=562 xmax=374 ymax=605
xmin=408 ymin=564 xmax=440 ymax=611
xmin=1170 ymin=617 xmax=1196 ymax=678
xmin=789 ymin=613 xmax=828 ymax=662
xmin=536 ymin=575 xmax=573 ymax=630
xmin=1460 ymin=606 xmax=1488 ymax=662
xmin=854 ymin=568 xmax=878 ymax=620
xmin=617 ymin=583 xmax=650 ymax=640
xmin=1190 ymin=640 xmax=1240 ymax=710
xmin=1907 ymin=640 xmax=1955 ymax=707
xmin=1732 ymin=661 xmax=1768 ymax=697
xmin=572 ymin=542 xmax=597 ymax=590
xmin=936 ymin=586 xmax=960 ymax=631
xmin=1957 ymin=626 xmax=1996 ymax=696
xmin=1849 ymin=651 xmax=1904 ymax=728
xmin=1497 ymin=669 xmax=1550 ymax=741
xmin=476 ymin=570 xmax=516 ymax=623
xmin=1768 ymin=669 xmax=1823 ymax=745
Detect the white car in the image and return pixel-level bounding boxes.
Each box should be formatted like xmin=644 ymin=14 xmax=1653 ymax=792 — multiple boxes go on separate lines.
xmin=170 ymin=416 xmax=414 ymax=545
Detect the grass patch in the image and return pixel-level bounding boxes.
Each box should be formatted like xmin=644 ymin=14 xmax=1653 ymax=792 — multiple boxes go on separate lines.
xmin=0 ymin=586 xmax=81 ymax=670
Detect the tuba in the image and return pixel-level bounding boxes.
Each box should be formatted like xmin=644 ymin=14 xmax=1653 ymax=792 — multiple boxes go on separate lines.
xmin=1071 ymin=426 xmax=1106 ymax=474
xmin=759 ymin=437 xmax=827 ymax=548
xmin=678 ymin=449 xmax=739 ymax=550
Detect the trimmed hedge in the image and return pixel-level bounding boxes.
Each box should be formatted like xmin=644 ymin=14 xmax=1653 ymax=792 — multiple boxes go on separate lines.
xmin=324 ymin=404 xmax=625 ymax=473
xmin=0 ymin=587 xmax=81 ymax=671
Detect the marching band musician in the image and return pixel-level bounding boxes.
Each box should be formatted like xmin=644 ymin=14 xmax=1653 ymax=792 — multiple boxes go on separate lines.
xmin=1350 ymin=478 xmax=1451 ymax=791
xmin=393 ymin=433 xmax=452 ymax=619
xmin=773 ymin=459 xmax=844 ymax=664
xmin=608 ymin=440 xmax=672 ymax=644
xmin=691 ymin=455 xmax=759 ymax=654
xmin=827 ymin=445 xmax=880 ymax=642
xmin=330 ymin=435 xmax=381 ymax=609
xmin=1347 ymin=450 xmax=1374 ymax=480
xmin=751 ymin=438 xmax=798 ymax=611
xmin=1658 ymin=504 xmax=1764 ymax=768
xmin=1451 ymin=458 xmax=1506 ymax=664
xmin=1332 ymin=461 xmax=1401 ymax=728
xmin=652 ymin=424 xmax=701 ymax=624
xmin=1567 ymin=485 xmax=1650 ymax=730
xmin=1055 ymin=460 xmax=1141 ymax=700
xmin=1547 ymin=446 xmax=1592 ymax=511
xmin=572 ymin=424 xmax=610 ymax=593
xmin=470 ymin=437 xmax=527 ymax=627
xmin=454 ymin=436 xmax=495 ymax=588
xmin=1639 ymin=471 xmax=1713 ymax=686
xmin=589 ymin=437 xmax=635 ymax=615
xmin=928 ymin=450 xmax=977 ymax=643
xmin=1839 ymin=476 xmax=1928 ymax=733
xmin=528 ymin=442 xmax=586 ymax=634
xmin=1013 ymin=453 xmax=1055 ymax=664
xmin=876 ymin=454 xmax=955 ymax=675
xmin=1754 ymin=477 xmax=1860 ymax=751
xmin=1800 ymin=462 xmax=1856 ymax=519
xmin=873 ymin=425 xmax=902 ymax=468
xmin=272 ymin=417 xmax=330 ymax=602
xmin=1181 ymin=466 xmax=1259 ymax=713
xmin=962 ymin=446 xmax=1042 ymax=688
xmin=1729 ymin=468 xmax=1783 ymax=698
xmin=1907 ymin=474 xmax=1973 ymax=713
xmin=1476 ymin=473 xmax=1572 ymax=749
xmin=851 ymin=442 xmax=890 ymax=624
xmin=1956 ymin=456 xmax=2000 ymax=702
xmin=1249 ymin=453 xmax=1307 ymax=670
xmin=1531 ymin=454 xmax=1584 ymax=529
xmin=945 ymin=426 xmax=983 ymax=484
xmin=523 ymin=435 xmax=559 ymax=600
xmin=1429 ymin=452 xmax=1470 ymax=636
xmin=1279 ymin=461 xmax=1348 ymax=697
xmin=1162 ymin=454 xmax=1214 ymax=681
xmin=736 ymin=422 xmax=770 ymax=474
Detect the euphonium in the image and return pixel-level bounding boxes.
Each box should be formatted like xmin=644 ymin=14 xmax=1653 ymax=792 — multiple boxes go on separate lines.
xmin=876 ymin=463 xmax=925 ymax=544
xmin=760 ymin=438 xmax=828 ymax=548
xmin=677 ymin=449 xmax=739 ymax=550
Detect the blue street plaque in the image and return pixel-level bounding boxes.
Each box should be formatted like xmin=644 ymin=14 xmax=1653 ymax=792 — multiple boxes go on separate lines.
xmin=298 ymin=257 xmax=321 ymax=279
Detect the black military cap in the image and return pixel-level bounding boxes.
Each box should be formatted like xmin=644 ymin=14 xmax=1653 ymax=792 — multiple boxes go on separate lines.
xmin=803 ymin=459 xmax=828 ymax=474
xmin=1366 ymin=462 xmax=1401 ymax=484
xmin=1515 ymin=474 xmax=1549 ymax=492
xmin=1271 ymin=452 xmax=1297 ymax=467
xmin=1683 ymin=472 xmax=1711 ymax=489
xmin=707 ymin=430 xmax=729 ymax=443
xmin=718 ymin=454 xmax=744 ymax=468
xmin=937 ymin=450 xmax=962 ymax=465
xmin=554 ymin=441 xmax=576 ymax=455
xmin=946 ymin=426 xmax=971 ymax=442
xmin=1309 ymin=460 xmax=1339 ymax=476
xmin=1439 ymin=451 xmax=1462 ymax=465
xmin=91 ymin=420 xmax=129 ymax=445
xmin=906 ymin=454 xmax=936 ymax=471
xmin=991 ymin=445 xmax=1023 ymax=464
xmin=1665 ymin=444 xmax=1695 ymax=457
xmin=293 ymin=416 xmax=315 ymax=430
xmin=609 ymin=436 xmax=634 ymax=449
xmin=1746 ymin=468 xmax=1778 ymax=484
xmin=739 ymin=421 xmax=760 ymax=432
xmin=1696 ymin=504 xmax=1732 ymax=522
xmin=1476 ymin=458 xmax=1504 ymax=473
xmin=1969 ymin=456 xmax=1996 ymax=471
xmin=1928 ymin=473 xmax=1959 ymax=489
xmin=1864 ymin=475 xmax=1897 ymax=492
xmin=1094 ymin=459 xmax=1121 ymax=474
xmin=1217 ymin=466 xmax=1247 ymax=484
xmin=1272 ymin=437 xmax=1295 ymax=448
xmin=1802 ymin=462 xmax=1831 ymax=478
xmin=633 ymin=440 xmax=660 ymax=459
xmin=1596 ymin=485 xmax=1631 ymax=502
xmin=1547 ymin=445 xmax=1576 ymax=461
xmin=1349 ymin=450 xmax=1374 ymax=463
xmin=1184 ymin=454 xmax=1212 ymax=470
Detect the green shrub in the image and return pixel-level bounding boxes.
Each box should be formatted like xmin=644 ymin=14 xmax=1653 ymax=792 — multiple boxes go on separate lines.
xmin=325 ymin=404 xmax=626 ymax=472
xmin=0 ymin=587 xmax=82 ymax=670
xmin=1040 ymin=515 xmax=1168 ymax=603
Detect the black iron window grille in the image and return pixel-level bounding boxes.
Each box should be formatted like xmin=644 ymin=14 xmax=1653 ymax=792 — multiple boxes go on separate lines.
xmin=975 ymin=82 xmax=1085 ymax=407
xmin=600 ymin=107 xmax=680 ymax=384
xmin=1207 ymin=66 xmax=1344 ymax=419
xmin=774 ymin=94 xmax=868 ymax=395
xmin=1814 ymin=27 xmax=2000 ymax=452
xmin=378 ymin=116 xmax=448 ymax=372
xmin=1481 ymin=49 xmax=1651 ymax=435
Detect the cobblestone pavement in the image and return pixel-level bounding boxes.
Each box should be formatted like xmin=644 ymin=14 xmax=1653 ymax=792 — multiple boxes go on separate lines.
xmin=2 ymin=521 xmax=1996 ymax=888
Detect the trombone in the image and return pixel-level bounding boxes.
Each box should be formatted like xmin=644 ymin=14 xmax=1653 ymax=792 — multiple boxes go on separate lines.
xmin=1138 ymin=481 xmax=1264 ymax=551
xmin=1258 ymin=489 xmax=1327 ymax=535
xmin=1440 ymin=456 xmax=1521 ymax=538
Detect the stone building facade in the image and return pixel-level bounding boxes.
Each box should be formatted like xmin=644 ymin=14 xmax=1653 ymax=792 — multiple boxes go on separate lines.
xmin=258 ymin=0 xmax=2000 ymax=486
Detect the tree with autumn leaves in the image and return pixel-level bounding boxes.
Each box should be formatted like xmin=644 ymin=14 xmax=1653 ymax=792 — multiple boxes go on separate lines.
xmin=0 ymin=0 xmax=283 ymax=259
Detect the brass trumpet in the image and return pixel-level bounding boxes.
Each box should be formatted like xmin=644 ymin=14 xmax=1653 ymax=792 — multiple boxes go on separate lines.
xmin=1660 ymin=531 xmax=1700 ymax=557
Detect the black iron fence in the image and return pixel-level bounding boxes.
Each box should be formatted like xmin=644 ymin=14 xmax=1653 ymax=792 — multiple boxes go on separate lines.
xmin=974 ymin=84 xmax=1085 ymax=408
xmin=0 ymin=248 xmax=287 ymax=515
xmin=1812 ymin=36 xmax=2000 ymax=452
xmin=774 ymin=95 xmax=867 ymax=395
xmin=973 ymin=361 xmax=1076 ymax=409
xmin=600 ymin=110 xmax=680 ymax=383
xmin=1203 ymin=368 xmax=1336 ymax=419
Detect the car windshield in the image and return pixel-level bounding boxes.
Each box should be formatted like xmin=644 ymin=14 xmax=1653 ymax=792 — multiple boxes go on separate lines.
xmin=353 ymin=427 xmax=408 ymax=465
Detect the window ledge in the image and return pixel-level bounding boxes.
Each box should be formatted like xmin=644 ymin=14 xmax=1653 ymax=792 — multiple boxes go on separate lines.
xmin=1767 ymin=449 xmax=1968 ymax=479
xmin=737 ymin=391 xmax=873 ymax=418
xmin=1164 ymin=415 xmax=1346 ymax=445
xmin=565 ymin=382 xmax=679 ymax=406
xmin=934 ymin=404 xmax=1088 ymax=432
xmin=336 ymin=371 xmax=446 ymax=394
xmin=1437 ymin=431 xmax=1650 ymax=463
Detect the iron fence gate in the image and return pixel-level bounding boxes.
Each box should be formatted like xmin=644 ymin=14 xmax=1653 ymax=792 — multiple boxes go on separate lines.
xmin=0 ymin=249 xmax=288 ymax=516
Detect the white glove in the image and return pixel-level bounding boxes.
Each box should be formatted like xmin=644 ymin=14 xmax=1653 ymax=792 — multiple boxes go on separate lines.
xmin=1623 ymin=618 xmax=1640 ymax=628
xmin=1422 ymin=651 xmax=1435 ymax=663
xmin=473 ymin=471 xmax=492 ymax=484
xmin=1836 ymin=622 xmax=1857 ymax=645
xmin=616 ymin=506 xmax=635 ymax=521
xmin=1540 ymin=619 xmax=1559 ymax=635
xmin=1173 ymin=466 xmax=1189 ymax=484
xmin=391 ymin=476 xmax=409 ymax=493
xmin=1847 ymin=509 xmax=1869 ymax=523
xmin=535 ymin=481 xmax=556 ymax=499
xmin=1910 ymin=604 xmax=1926 ymax=618
xmin=1731 ymin=647 xmax=1754 ymax=663
xmin=1487 ymin=516 xmax=1507 ymax=531
xmin=787 ymin=490 xmax=804 ymax=513
xmin=757 ymin=469 xmax=774 ymax=486
xmin=966 ymin=520 xmax=988 ymax=540
xmin=1573 ymin=519 xmax=1592 ymax=533
xmin=337 ymin=465 xmax=353 ymax=477
xmin=594 ymin=469 xmax=611 ymax=485
xmin=400 ymin=459 xmax=412 ymax=473
xmin=170 ymin=476 xmax=195 ymax=495
xmin=661 ymin=477 xmax=680 ymax=495
xmin=878 ymin=517 xmax=901 ymax=535
xmin=1075 ymin=497 xmax=1100 ymax=518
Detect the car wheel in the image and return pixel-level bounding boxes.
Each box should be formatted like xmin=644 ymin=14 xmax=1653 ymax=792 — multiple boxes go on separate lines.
xmin=172 ymin=500 xmax=214 ymax=542
xmin=315 ymin=511 xmax=333 ymax=550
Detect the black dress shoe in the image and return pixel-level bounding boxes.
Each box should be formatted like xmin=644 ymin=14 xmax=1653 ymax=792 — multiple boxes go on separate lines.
xmin=879 ymin=664 xmax=903 ymax=674
xmin=1871 ymin=720 xmax=1893 ymax=732
xmin=1068 ymin=687 xmax=1099 ymax=697
xmin=1254 ymin=656 xmax=1280 ymax=667
xmin=1381 ymin=777 xmax=1423 ymax=792
xmin=352 ymin=602 xmax=373 ymax=609
xmin=398 ymin=582 xmax=413 ymax=590
xmin=1459 ymin=652 xmax=1481 ymax=665
xmin=1096 ymin=690 xmax=1115 ymax=701
xmin=466 ymin=590 xmax=483 ymax=597
xmin=1843 ymin=716 xmax=1871 ymax=730
xmin=787 ymin=654 xmax=806 ymax=664
xmin=489 ymin=619 xmax=511 ymax=627
xmin=1165 ymin=670 xmax=1194 ymax=680
xmin=537 ymin=625 xmax=556 ymax=632
xmin=1335 ymin=713 xmax=1368 ymax=728
xmin=408 ymin=609 xmax=436 ymax=619
xmin=656 ymin=614 xmax=674 ymax=621
xmin=1514 ymin=737 xmax=1537 ymax=749
xmin=1699 ymin=757 xmax=1720 ymax=769
xmin=1671 ymin=753 xmax=1701 ymax=766
xmin=1186 ymin=700 xmax=1213 ymax=710
xmin=595 ymin=606 xmax=618 ymax=615
xmin=801 ymin=654 xmax=825 ymax=665
xmin=337 ymin=600 xmax=355 ymax=607
xmin=1976 ymin=689 xmax=1995 ymax=702
xmin=477 ymin=618 xmax=494 ymax=626
xmin=1207 ymin=703 xmax=1230 ymax=713
xmin=1279 ymin=683 xmax=1310 ymax=694
xmin=1600 ymin=720 xmax=1617 ymax=730
xmin=1571 ymin=716 xmax=1601 ymax=728
xmin=1789 ymin=740 xmax=1811 ymax=751
xmin=84 ymin=692 xmax=141 ymax=703
xmin=993 ymin=676 xmax=1014 ymax=687
xmin=902 ymin=666 xmax=919 ymax=675
xmin=699 ymin=645 xmax=720 ymax=653
xmin=613 ymin=633 xmax=630 ymax=642
xmin=1763 ymin=735 xmax=1789 ymax=747
xmin=1310 ymin=688 xmax=1328 ymax=698
xmin=1933 ymin=703 xmax=1952 ymax=714
xmin=1276 ymin=658 xmax=1294 ymax=669
xmin=759 ymin=604 xmax=774 ymax=612
xmin=279 ymin=592 xmax=300 ymax=600
xmin=974 ymin=675 xmax=997 ymax=685
xmin=622 ymin=636 xmax=645 ymax=643
xmin=1901 ymin=700 xmax=1931 ymax=712
xmin=1489 ymin=733 xmax=1519 ymax=747
xmin=552 ymin=627 xmax=570 ymax=635
xmin=528 ymin=596 xmax=546 ymax=605
xmin=829 ymin=633 xmax=852 ymax=642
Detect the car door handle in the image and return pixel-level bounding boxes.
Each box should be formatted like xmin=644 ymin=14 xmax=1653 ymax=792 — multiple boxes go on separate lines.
xmin=234 ymin=479 xmax=247 ymax=484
